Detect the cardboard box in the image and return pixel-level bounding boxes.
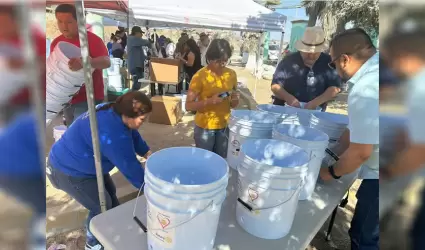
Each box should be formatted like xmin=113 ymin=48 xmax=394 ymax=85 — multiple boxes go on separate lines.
xmin=149 ymin=95 xmax=182 ymax=125
xmin=149 ymin=58 xmax=181 ymax=84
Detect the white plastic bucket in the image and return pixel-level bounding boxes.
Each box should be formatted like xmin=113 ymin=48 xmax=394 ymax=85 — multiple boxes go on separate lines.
xmin=107 ymin=58 xmax=122 ymax=76
xmin=227 ymin=110 xmax=277 ymax=170
xmin=53 ymin=125 xmax=67 ymax=142
xmin=173 ymin=94 xmax=187 ymax=113
xmin=283 ymin=104 xmax=321 ymax=126
xmin=236 ymin=139 xmax=309 ymax=239
xmin=310 ymin=112 xmax=349 ymax=141
xmin=256 ymin=104 xmax=298 ymax=124
xmin=144 ymin=147 xmax=229 ymax=250
xmin=107 ymin=75 xmax=123 ymax=92
xmin=272 ymin=124 xmax=329 ymax=200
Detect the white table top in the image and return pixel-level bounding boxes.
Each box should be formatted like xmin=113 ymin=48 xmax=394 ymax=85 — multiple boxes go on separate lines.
xmin=91 ymin=169 xmax=358 ymax=250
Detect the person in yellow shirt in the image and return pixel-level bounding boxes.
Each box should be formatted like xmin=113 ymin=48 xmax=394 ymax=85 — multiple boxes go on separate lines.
xmin=185 ymin=39 xmax=240 ymax=158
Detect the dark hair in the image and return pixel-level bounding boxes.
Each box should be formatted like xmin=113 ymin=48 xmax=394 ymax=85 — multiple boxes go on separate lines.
xmin=110 ymin=33 xmax=115 ymax=40
xmin=55 ymin=4 xmax=77 ymax=20
xmin=329 ymin=28 xmax=376 ymax=62
xmin=205 ymin=39 xmax=233 ymax=63
xmin=383 ymin=28 xmax=425 ymax=60
xmin=111 ymin=36 xmax=118 ymax=42
xmin=184 ymin=39 xmax=200 ymax=54
xmin=97 ymin=91 xmax=152 ymax=118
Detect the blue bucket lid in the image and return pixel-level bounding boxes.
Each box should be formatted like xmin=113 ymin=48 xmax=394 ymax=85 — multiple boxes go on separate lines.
xmin=274 ymin=124 xmax=329 ymax=142
xmin=231 ymin=110 xmax=276 ymax=124
xmin=241 ymin=139 xmax=309 ymax=168
xmin=311 ymin=112 xmax=349 ymax=125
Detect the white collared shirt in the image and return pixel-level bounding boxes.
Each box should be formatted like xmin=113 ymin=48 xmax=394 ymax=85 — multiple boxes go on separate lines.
xmin=347 ymin=52 xmax=380 ymax=179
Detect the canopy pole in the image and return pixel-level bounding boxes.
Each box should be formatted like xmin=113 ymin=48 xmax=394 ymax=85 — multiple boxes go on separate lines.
xmin=277 ymin=31 xmax=285 ymax=64
xmin=75 ymin=0 xmax=107 ymax=213
xmin=126 ymin=0 xmax=130 ymax=81
xmin=254 ymin=31 xmax=265 ymax=99
xmin=17 ymin=1 xmax=46 ymax=182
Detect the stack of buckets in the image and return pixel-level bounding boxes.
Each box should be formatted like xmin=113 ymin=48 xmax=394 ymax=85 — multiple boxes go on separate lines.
xmin=226 ymin=110 xmax=277 ymax=170
xmin=309 ymin=112 xmax=349 ymax=149
xmin=107 ymin=57 xmax=124 ymax=92
xmin=46 ymin=41 xmax=88 ymax=123
xmin=272 ymin=124 xmax=329 ymax=200
xmin=144 ymin=147 xmax=229 ymax=250
xmin=236 ymin=139 xmax=309 ymax=239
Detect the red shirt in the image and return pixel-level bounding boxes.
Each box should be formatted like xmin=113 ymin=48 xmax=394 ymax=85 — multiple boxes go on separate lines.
xmin=9 ymin=27 xmax=46 ymax=105
xmin=50 ymin=31 xmax=108 ymax=104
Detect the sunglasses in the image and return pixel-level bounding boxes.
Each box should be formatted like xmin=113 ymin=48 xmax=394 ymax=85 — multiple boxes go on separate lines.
xmin=328 ymin=54 xmax=344 ymax=69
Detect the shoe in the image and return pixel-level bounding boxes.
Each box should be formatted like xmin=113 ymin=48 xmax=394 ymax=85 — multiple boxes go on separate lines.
xmin=85 ymin=243 xmax=103 ymax=250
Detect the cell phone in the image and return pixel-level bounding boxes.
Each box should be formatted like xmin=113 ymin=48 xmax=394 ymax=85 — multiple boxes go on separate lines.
xmin=218 ymin=92 xmax=230 ymax=98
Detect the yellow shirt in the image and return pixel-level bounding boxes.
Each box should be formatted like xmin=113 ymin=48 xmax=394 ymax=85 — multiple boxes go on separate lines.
xmin=189 ymin=67 xmax=237 ymax=129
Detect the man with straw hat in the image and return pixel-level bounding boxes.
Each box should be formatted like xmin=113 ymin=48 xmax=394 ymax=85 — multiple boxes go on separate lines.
xmin=271 ymin=26 xmax=341 ymax=111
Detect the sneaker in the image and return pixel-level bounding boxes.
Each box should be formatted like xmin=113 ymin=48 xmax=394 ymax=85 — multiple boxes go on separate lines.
xmin=85 ymin=243 xmax=103 ymax=250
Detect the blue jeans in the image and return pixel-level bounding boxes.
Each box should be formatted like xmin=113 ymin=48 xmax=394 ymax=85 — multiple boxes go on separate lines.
xmin=46 ymin=164 xmax=119 ymax=246
xmin=411 ymin=187 xmax=425 ymax=250
xmin=130 ymin=67 xmax=144 ymax=91
xmin=349 ymin=179 xmax=379 ymax=250
xmin=194 ymin=126 xmax=229 ymax=158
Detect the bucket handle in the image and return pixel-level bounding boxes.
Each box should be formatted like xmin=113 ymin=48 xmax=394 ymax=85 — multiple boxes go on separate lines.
xmin=132 ymin=182 xmax=215 ymax=233
xmin=237 ymin=182 xmax=302 ymax=213
xmin=325 ymin=148 xmax=339 ymax=161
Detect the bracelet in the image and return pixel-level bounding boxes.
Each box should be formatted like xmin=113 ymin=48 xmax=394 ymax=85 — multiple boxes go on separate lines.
xmin=328 ymin=165 xmax=341 ymax=179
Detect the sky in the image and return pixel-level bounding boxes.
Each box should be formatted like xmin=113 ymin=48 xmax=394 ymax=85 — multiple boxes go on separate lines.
xmin=269 ymin=7 xmax=309 ymax=42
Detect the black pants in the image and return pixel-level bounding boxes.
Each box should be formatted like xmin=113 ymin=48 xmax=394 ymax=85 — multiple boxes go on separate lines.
xmin=411 ymin=186 xmax=425 ymax=250
xmin=131 ymin=67 xmax=144 ymax=91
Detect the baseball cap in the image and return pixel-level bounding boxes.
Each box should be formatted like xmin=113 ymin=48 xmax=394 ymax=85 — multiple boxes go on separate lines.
xmin=131 ymin=26 xmax=144 ymax=34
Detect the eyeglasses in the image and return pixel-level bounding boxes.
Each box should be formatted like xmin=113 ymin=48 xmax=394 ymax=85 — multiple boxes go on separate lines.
xmin=213 ymin=58 xmax=229 ymax=66
xmin=328 ymin=54 xmax=344 ymax=69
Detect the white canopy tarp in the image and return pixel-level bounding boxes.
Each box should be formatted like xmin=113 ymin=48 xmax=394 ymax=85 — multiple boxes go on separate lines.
xmin=89 ymin=0 xmax=287 ymax=32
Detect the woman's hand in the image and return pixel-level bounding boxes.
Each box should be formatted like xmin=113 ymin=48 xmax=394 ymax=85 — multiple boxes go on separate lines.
xmin=207 ymin=93 xmax=224 ymax=105
xmin=231 ymin=91 xmax=240 ymax=108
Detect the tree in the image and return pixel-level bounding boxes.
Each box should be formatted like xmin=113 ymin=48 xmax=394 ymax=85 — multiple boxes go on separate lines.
xmin=301 ymin=1 xmax=328 ymax=27
xmin=301 ymin=0 xmax=379 ymax=40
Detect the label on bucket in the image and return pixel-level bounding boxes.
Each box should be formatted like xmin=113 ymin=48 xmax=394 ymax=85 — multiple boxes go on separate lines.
xmin=230 ymin=134 xmax=241 ymax=157
xmin=147 ymin=205 xmax=176 ymax=248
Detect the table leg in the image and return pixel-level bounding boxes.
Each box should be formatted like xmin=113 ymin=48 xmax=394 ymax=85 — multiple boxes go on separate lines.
xmin=325 ymin=191 xmax=349 ymax=241
xmin=325 ymin=206 xmax=338 ymax=241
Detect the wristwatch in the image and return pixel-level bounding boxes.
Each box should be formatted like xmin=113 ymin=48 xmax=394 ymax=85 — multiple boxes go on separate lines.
xmin=328 ymin=165 xmax=341 ymax=179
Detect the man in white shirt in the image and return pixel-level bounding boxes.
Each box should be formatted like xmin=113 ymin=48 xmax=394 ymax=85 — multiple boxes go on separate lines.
xmin=319 ymin=28 xmax=379 ymax=250
xmin=380 ymin=26 xmax=425 ymax=250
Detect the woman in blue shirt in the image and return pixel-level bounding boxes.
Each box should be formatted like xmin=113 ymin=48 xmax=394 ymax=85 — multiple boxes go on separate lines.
xmin=47 ymin=91 xmax=152 ymax=250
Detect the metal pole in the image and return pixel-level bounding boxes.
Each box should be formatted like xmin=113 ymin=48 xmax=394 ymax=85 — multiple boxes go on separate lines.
xmin=127 ymin=0 xmax=131 ymax=82
xmin=254 ymin=31 xmax=265 ymax=99
xmin=277 ymin=31 xmax=285 ymax=64
xmin=16 ymin=1 xmax=46 ymax=182
xmin=75 ymin=0 xmax=107 ymax=213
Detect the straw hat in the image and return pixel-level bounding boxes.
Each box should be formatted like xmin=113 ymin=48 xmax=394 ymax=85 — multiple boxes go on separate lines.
xmin=295 ymin=26 xmax=327 ymax=53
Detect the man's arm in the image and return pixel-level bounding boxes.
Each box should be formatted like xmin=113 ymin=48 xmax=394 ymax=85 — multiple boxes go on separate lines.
xmin=89 ymin=34 xmax=110 ymax=69
xmin=307 ymin=86 xmax=340 ymax=108
xmin=384 ymin=93 xmax=425 ymax=178
xmin=133 ymin=37 xmax=151 ymax=47
xmin=307 ymin=69 xmax=341 ymax=108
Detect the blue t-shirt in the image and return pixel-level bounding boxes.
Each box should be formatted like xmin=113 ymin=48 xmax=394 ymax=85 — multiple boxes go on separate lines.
xmin=48 ymin=107 xmax=149 ymax=189
xmin=271 ymin=52 xmax=342 ymax=110
xmin=0 ymin=112 xmax=42 ymax=177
